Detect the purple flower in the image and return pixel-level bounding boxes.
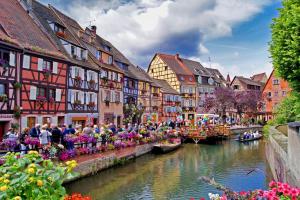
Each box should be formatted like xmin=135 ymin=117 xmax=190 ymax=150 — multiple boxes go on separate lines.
xmin=3 ymin=138 xmax=18 ymax=149
xmin=59 ymin=151 xmax=69 ymax=161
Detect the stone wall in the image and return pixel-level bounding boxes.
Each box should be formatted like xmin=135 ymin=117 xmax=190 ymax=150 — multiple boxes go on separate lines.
xmin=64 ymin=143 xmax=156 ymax=183
xmin=266 ymin=124 xmax=300 ymax=187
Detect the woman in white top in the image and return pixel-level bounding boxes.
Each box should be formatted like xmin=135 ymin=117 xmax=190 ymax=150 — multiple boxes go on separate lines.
xmin=39 ymin=124 xmax=52 ymax=145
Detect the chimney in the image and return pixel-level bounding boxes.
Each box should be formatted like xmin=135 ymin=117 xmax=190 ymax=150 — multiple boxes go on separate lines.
xmin=91 ymin=25 xmax=97 ymax=36
xmin=175 ymin=53 xmax=180 ymax=59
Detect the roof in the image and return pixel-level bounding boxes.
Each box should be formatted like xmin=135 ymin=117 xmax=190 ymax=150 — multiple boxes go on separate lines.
xmin=251 ymin=72 xmax=267 ymax=83
xmin=205 ymin=68 xmax=226 ymax=84
xmin=182 ymin=58 xmax=211 ymax=76
xmin=152 ymin=79 xmax=179 ymax=94
xmin=0 ymin=0 xmax=64 ymax=58
xmin=231 ymin=76 xmax=263 ymax=87
xmin=157 ymin=53 xmax=193 ymax=76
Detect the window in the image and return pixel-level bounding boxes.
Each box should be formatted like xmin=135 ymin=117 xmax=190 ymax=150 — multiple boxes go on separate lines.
xmin=27 ymin=117 xmax=36 ymax=129
xmin=0 ymin=49 xmax=10 ymax=67
xmin=80 ymin=49 xmax=85 ymax=59
xmin=268 ymin=92 xmax=272 ymax=97
xmin=0 ymin=84 xmax=5 ymax=95
xmin=88 ymin=93 xmax=93 ymax=103
xmin=49 ymin=89 xmax=56 ymax=99
xmin=165 ymin=66 xmax=168 ymax=71
xmin=273 ymin=79 xmax=279 ymax=85
xmin=96 ymin=51 xmax=101 ymax=60
xmin=274 ymin=91 xmax=278 ymax=97
xmin=74 ymin=91 xmax=80 ymax=101
xmin=43 ymin=60 xmax=52 ymax=71
xmin=115 ymin=92 xmax=120 ymax=102
xmin=37 ymin=87 xmax=46 ymax=97
xmin=233 ymin=85 xmax=239 ymax=90
xmin=54 ymin=23 xmax=65 ymax=33
xmin=105 ymin=90 xmax=111 ymax=101
xmin=151 ymin=69 xmax=154 ymax=73
xmin=108 ymin=56 xmax=113 ymax=65
xmin=71 ymin=46 xmax=77 ymax=57
xmin=282 ymin=91 xmax=286 ymax=96
xmin=103 ymin=45 xmax=111 ymax=52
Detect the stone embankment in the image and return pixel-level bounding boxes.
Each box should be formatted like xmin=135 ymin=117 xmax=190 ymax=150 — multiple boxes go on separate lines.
xmin=266 ymin=123 xmax=300 ymax=187
xmin=64 ymin=143 xmax=155 ymax=183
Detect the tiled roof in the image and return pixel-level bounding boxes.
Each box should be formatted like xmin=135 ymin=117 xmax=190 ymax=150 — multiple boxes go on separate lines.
xmin=233 ymin=76 xmax=263 ymax=87
xmin=205 ymin=68 xmax=226 ymax=84
xmin=157 ymin=53 xmax=193 ymax=76
xmin=251 ymin=72 xmax=267 ymax=83
xmin=182 ymin=58 xmax=211 ymax=77
xmin=0 ymin=0 xmax=64 ymax=58
xmin=152 ymin=79 xmax=179 ymax=94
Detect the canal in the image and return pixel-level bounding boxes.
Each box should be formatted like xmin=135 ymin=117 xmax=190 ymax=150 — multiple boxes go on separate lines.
xmin=66 ymin=139 xmax=272 ymax=199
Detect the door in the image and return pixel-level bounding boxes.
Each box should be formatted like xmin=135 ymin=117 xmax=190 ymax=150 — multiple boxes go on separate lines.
xmin=0 ymin=122 xmax=5 ymax=141
xmin=27 ymin=117 xmax=36 ymax=129
xmin=117 ymin=116 xmax=121 ymax=128
xmin=58 ymin=116 xmax=65 ymax=127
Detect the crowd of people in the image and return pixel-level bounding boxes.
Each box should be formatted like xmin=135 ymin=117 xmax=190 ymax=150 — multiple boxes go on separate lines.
xmin=2 ymin=120 xmax=181 ymax=154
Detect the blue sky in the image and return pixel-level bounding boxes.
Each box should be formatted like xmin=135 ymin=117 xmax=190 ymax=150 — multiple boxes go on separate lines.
xmin=40 ymin=0 xmax=281 ymax=78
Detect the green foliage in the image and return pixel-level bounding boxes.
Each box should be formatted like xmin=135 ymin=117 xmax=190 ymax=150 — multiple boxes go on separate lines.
xmin=0 ymin=151 xmax=77 ymax=199
xmin=262 ymin=120 xmax=274 ymax=137
xmin=273 ymin=92 xmax=300 ymax=124
xmin=270 ymin=0 xmax=300 ymax=92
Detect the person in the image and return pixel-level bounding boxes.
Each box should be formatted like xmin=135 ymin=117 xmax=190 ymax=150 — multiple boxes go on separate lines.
xmin=68 ymin=124 xmax=76 ymax=134
xmin=39 ymin=124 xmax=51 ymax=146
xmin=94 ymin=125 xmax=100 ymax=134
xmin=51 ymin=124 xmax=62 ymax=144
xmin=109 ymin=123 xmax=117 ymax=134
xmin=30 ymin=124 xmax=41 ymax=138
xmin=4 ymin=128 xmax=15 ymax=139
xmin=19 ymin=128 xmax=29 ymax=144
xmin=83 ymin=124 xmax=93 ymax=135
xmin=169 ymin=120 xmax=175 ymax=129
xmin=127 ymin=123 xmax=133 ymax=132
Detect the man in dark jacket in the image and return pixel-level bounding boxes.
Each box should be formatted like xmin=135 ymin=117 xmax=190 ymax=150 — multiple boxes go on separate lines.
xmin=51 ymin=125 xmax=62 ymax=144
xmin=30 ymin=124 xmax=41 ymax=138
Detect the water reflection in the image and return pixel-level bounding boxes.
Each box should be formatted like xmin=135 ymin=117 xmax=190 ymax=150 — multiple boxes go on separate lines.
xmin=66 ymin=140 xmax=272 ymax=200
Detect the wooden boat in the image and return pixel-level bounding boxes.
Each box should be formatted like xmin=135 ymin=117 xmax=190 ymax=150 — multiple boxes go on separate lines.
xmin=152 ymin=141 xmax=181 ymax=154
xmin=237 ymin=134 xmax=263 ymax=142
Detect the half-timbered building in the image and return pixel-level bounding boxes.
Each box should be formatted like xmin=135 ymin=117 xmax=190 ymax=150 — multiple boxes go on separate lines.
xmin=0 ymin=31 xmax=20 ymax=139
xmin=31 ymin=1 xmax=100 ymax=126
xmin=0 ymin=0 xmax=69 ymax=130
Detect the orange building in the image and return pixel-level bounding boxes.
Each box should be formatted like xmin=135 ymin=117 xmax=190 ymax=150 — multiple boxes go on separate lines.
xmin=262 ymin=70 xmax=291 ymax=120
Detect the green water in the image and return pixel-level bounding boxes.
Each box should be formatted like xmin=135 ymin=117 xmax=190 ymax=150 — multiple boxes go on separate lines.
xmin=66 ymin=140 xmax=272 ymax=200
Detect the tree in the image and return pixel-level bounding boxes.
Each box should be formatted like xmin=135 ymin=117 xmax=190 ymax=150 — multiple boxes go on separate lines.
xmin=270 ymin=0 xmax=300 ymax=92
xmin=203 ymin=87 xmax=235 ymax=122
xmin=234 ymin=90 xmax=262 ymax=119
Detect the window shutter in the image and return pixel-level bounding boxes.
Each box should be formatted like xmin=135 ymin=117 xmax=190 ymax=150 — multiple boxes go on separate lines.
xmin=80 ymin=68 xmax=85 ymax=80
xmin=93 ymin=93 xmax=97 ymax=105
xmin=94 ymin=71 xmax=98 ymax=84
xmin=118 ymin=74 xmax=122 ymax=82
xmin=70 ymin=66 xmax=75 ymax=78
xmin=108 ymin=71 xmax=111 ymax=80
xmin=53 ymin=62 xmax=58 ymax=74
xmin=29 ymin=86 xmax=37 ymax=100
xmin=23 ymin=55 xmax=30 ymax=69
xmin=120 ymin=92 xmax=123 ymax=103
xmin=9 ymin=52 xmax=16 ymax=67
xmin=111 ymin=91 xmax=115 ymax=102
xmin=37 ymin=58 xmax=43 ymax=71
xmin=70 ymin=90 xmax=75 ymax=103
xmin=80 ymin=91 xmax=85 ymax=104
xmin=102 ymin=91 xmax=105 ymax=102
xmin=83 ymin=50 xmax=88 ymax=60
xmin=87 ymin=70 xmax=91 ymax=81
xmin=86 ymin=92 xmax=90 ymax=103
xmin=55 ymin=89 xmax=62 ymax=102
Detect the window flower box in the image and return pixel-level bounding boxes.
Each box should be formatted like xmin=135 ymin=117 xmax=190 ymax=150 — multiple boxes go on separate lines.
xmin=88 ymin=102 xmax=95 ymax=107
xmin=56 ymin=31 xmax=65 ymax=38
xmin=0 ymin=94 xmax=8 ymax=102
xmin=73 ymin=100 xmax=82 ymax=106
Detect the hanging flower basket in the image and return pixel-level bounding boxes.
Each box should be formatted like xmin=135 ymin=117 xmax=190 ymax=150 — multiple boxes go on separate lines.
xmin=0 ymin=94 xmax=8 ymax=102
xmin=13 ymin=82 xmax=22 ymax=89
xmin=43 ymin=68 xmax=51 ymax=79
xmin=13 ymin=106 xmax=21 ymax=119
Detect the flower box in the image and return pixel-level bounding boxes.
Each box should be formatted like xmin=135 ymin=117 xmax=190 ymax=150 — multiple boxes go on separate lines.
xmin=88 ymin=102 xmax=95 ymax=107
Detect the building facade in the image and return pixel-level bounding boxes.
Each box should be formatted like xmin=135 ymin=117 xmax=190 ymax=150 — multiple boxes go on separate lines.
xmin=262 ymin=70 xmax=291 ymax=120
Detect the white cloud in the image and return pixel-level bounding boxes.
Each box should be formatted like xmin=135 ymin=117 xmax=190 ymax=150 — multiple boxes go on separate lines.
xmin=61 ymin=0 xmax=272 ymax=66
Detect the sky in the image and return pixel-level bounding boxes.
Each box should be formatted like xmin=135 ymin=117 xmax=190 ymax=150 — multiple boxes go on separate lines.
xmin=40 ymin=0 xmax=282 ymax=78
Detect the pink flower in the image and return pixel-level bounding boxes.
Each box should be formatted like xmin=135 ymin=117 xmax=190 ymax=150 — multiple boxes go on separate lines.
xmin=283 ymin=189 xmax=291 ymax=196
xmin=269 ymin=181 xmax=277 ymax=188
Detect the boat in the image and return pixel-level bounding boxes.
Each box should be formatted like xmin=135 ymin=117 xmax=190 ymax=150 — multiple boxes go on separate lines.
xmin=152 ymin=141 xmax=182 ymax=154
xmin=237 ymin=134 xmax=263 ymax=142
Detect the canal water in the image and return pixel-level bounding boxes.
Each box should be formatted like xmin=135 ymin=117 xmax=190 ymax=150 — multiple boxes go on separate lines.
xmin=66 ymin=139 xmax=272 ymax=200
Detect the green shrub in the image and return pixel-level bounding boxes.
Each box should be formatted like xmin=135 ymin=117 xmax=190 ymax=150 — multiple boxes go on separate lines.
xmin=0 ymin=151 xmax=77 ymax=199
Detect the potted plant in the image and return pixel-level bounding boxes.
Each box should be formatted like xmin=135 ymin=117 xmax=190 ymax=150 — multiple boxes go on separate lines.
xmin=43 ymin=68 xmax=52 ymax=79
xmin=89 ymin=79 xmax=96 ymax=85
xmin=13 ymin=106 xmax=21 ymax=119
xmin=104 ymin=99 xmax=110 ymax=106
xmin=74 ymin=100 xmax=81 ymax=105
xmin=0 ymin=94 xmax=8 ymax=102
xmin=101 ymin=76 xmax=108 ymax=84
xmin=74 ymin=76 xmax=81 ymax=82
xmin=13 ymin=82 xmax=22 ymax=89
xmin=88 ymin=101 xmax=95 ymax=107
